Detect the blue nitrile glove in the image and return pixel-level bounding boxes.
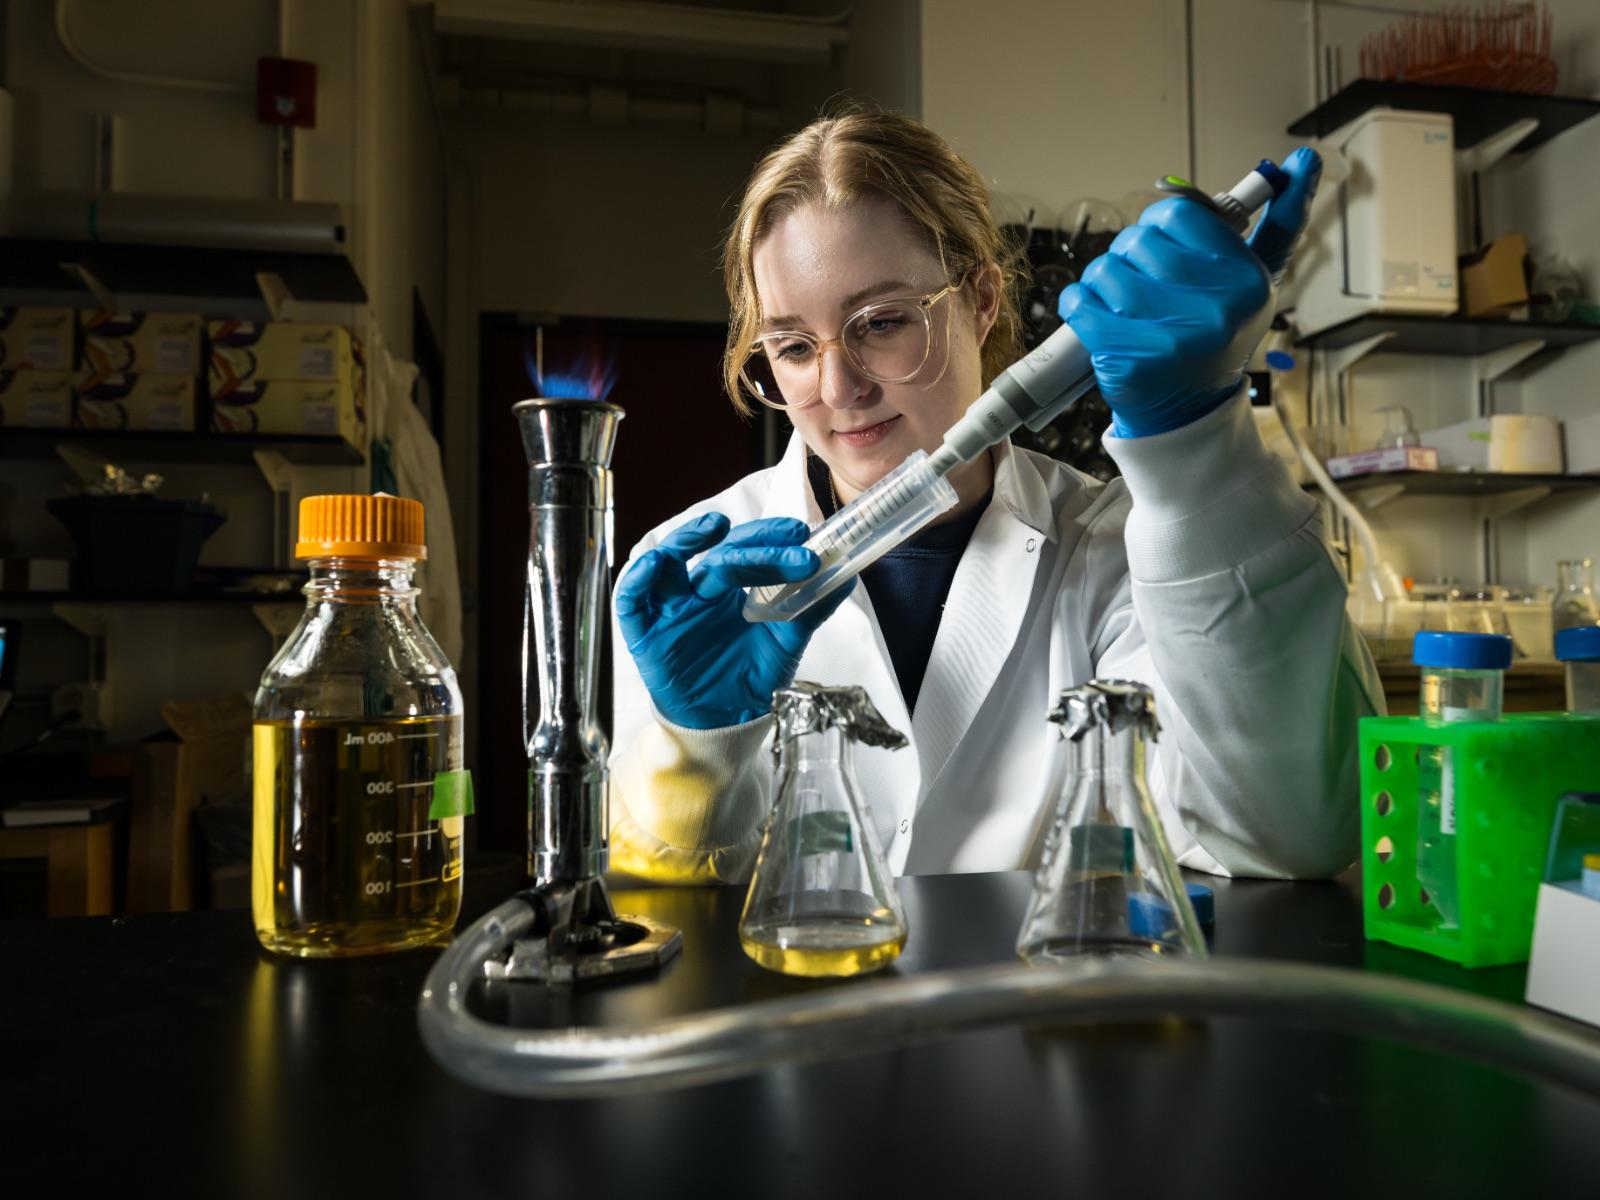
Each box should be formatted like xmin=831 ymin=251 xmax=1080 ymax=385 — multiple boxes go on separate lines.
xmin=1058 ymin=146 xmax=1323 ymax=437
xmin=615 ymin=513 xmax=855 ymax=730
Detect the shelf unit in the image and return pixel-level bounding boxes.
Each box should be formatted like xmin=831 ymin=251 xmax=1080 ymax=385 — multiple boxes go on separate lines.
xmin=1307 ymin=471 xmax=1600 ymax=518
xmin=0 ymin=236 xmax=366 ymax=310
xmin=0 ymin=428 xmax=362 ymax=467
xmin=0 ymin=222 xmax=375 ymax=741
xmin=1287 ymin=80 xmax=1600 ymax=152
xmin=1284 ymin=82 xmax=1600 ymax=598
xmin=1295 ymin=314 xmax=1600 ymax=358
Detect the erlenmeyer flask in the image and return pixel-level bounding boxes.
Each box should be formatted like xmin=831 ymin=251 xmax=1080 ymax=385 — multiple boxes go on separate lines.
xmin=1553 ymin=558 xmax=1600 ymax=632
xmin=1017 ymin=680 xmax=1207 ymax=961
xmin=739 ymin=682 xmax=909 ymax=978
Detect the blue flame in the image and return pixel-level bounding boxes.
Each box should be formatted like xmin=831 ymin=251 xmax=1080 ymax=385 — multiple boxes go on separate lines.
xmin=522 ymin=336 xmax=620 ymax=401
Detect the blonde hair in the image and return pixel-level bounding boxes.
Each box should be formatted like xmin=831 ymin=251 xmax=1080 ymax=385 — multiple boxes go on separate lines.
xmin=720 ymin=107 xmax=1023 ymax=416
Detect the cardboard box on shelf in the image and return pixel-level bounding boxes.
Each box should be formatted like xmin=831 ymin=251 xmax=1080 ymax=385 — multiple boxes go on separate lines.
xmin=210 ymin=378 xmax=363 ymax=449
xmin=1460 ymin=233 xmax=1530 ymax=318
xmin=0 ymin=369 xmax=74 ymax=427
xmin=80 ymin=310 xmax=203 ymax=377
xmin=74 ymin=372 xmax=197 ymax=431
xmin=131 ymin=694 xmax=250 ymax=914
xmin=0 ymin=307 xmax=74 ymax=371
xmin=1326 ymin=446 xmax=1440 ymax=478
xmin=208 ymin=320 xmax=355 ymax=388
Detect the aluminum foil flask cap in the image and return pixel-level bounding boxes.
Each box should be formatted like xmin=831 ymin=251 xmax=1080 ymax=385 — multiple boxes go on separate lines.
xmin=1048 ymin=678 xmax=1160 ymax=742
xmin=770 ymin=681 xmax=910 ymax=760
xmin=740 ymin=682 xmax=910 ymax=978
xmin=1018 ymin=679 xmax=1207 ymax=962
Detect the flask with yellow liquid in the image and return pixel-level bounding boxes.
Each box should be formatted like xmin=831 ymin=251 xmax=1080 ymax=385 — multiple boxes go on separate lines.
xmin=252 ymin=493 xmax=470 ymax=957
xmin=738 ymin=682 xmax=909 ymax=977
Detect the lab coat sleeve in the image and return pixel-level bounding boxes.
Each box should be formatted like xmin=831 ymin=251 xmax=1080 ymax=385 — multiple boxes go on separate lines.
xmin=1093 ymin=389 xmax=1385 ymax=879
xmin=605 ymin=556 xmax=774 ymax=886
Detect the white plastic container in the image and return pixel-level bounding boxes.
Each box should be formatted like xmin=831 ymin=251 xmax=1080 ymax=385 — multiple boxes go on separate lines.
xmin=1294 ymin=109 xmax=1458 ymax=337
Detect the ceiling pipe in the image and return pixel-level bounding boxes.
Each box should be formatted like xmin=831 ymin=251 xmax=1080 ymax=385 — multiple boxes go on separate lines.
xmin=435 ymin=0 xmax=849 ymax=66
xmin=461 ymin=83 xmax=783 ymax=136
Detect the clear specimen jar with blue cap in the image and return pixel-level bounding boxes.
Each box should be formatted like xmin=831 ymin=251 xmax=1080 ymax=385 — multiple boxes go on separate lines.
xmin=1556 ymin=625 xmax=1600 ymax=712
xmin=1016 ymin=680 xmax=1206 ymax=961
xmin=1413 ymin=630 xmax=1512 ymax=928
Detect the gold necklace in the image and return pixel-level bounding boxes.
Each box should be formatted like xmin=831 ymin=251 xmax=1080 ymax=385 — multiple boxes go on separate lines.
xmin=828 ymin=472 xmax=840 ymax=514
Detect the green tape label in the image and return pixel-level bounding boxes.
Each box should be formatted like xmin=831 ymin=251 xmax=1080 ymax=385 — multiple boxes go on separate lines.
xmin=1069 ymin=823 xmax=1133 ymax=873
xmin=429 ymin=769 xmax=475 ymax=820
xmin=789 ymin=810 xmax=854 ymax=856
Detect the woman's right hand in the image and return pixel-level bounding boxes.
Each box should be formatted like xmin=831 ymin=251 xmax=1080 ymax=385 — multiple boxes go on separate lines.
xmin=615 ymin=513 xmax=855 ymax=729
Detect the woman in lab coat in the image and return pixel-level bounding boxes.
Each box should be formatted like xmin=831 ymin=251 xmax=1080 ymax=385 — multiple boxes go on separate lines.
xmin=607 ymin=110 xmax=1382 ymax=884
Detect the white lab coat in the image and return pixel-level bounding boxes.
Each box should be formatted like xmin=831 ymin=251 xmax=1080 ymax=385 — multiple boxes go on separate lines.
xmin=607 ymin=390 xmax=1384 ymax=883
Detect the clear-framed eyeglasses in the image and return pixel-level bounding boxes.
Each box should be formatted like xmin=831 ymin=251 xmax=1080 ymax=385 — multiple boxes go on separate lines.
xmin=739 ymin=280 xmax=964 ymax=411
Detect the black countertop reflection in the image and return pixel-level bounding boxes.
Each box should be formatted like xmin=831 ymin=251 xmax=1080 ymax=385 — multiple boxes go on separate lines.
xmin=3 ymin=870 xmax=1594 ymax=1196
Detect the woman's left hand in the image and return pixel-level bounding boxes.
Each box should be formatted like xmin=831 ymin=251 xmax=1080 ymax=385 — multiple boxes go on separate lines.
xmin=1058 ymin=146 xmax=1321 ymax=438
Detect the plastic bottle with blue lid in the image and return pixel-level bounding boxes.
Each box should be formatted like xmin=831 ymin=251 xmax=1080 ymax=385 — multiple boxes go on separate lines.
xmin=1556 ymin=625 xmax=1600 ymax=712
xmin=1414 ymin=630 xmax=1512 ymax=722
xmin=1413 ymin=631 xmax=1512 ymax=929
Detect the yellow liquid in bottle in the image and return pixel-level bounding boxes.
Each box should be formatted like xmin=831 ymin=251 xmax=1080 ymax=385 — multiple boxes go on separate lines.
xmin=739 ymin=909 xmax=906 ymax=978
xmin=252 ymin=715 xmax=464 ymax=957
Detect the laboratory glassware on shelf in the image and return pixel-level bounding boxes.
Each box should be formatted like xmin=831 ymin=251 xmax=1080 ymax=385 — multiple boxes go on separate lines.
xmin=1017 ymin=680 xmax=1206 ymax=961
xmin=739 ymin=682 xmax=910 ymax=978
xmin=1449 ymin=585 xmax=1511 ymax=638
xmin=1554 ymin=558 xmax=1600 ymax=632
xmin=1373 ymin=405 xmax=1421 ymax=450
xmin=1504 ymin=586 xmax=1556 ymax=661
xmin=1413 ymin=631 xmax=1512 ymax=931
xmin=253 ymin=493 xmax=469 ymax=957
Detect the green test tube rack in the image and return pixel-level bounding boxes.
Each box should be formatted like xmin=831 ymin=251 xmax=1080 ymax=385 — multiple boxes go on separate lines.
xmin=1358 ymin=713 xmax=1600 ymax=968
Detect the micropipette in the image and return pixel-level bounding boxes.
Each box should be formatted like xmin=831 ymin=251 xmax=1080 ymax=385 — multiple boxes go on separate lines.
xmin=744 ymin=159 xmax=1292 ymax=623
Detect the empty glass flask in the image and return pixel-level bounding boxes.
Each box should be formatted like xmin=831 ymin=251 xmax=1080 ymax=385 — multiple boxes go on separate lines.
xmin=1017 ymin=680 xmax=1205 ymax=962
xmin=1553 ymin=558 xmax=1600 ymax=632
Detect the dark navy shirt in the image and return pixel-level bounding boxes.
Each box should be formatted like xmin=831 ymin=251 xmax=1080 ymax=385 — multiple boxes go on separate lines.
xmin=808 ymin=454 xmax=991 ymax=716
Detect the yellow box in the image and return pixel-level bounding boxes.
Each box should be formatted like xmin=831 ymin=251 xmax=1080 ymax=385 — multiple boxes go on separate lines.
xmin=0 ymin=370 xmax=74 ymax=427
xmin=0 ymin=308 xmax=74 ymax=371
xmin=1460 ymin=233 xmax=1529 ymax=317
xmin=75 ymin=373 xmax=197 ymax=431
xmin=210 ymin=379 xmax=362 ymax=448
xmin=208 ymin=320 xmax=354 ymax=388
xmin=80 ymin=310 xmax=203 ymax=377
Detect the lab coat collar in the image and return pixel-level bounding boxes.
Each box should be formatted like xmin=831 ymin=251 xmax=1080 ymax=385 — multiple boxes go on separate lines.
xmin=758 ymin=431 xmax=823 ymax=524
xmin=989 ymin=438 xmax=1057 ymax=542
xmin=762 ymin=431 xmax=1053 ymax=803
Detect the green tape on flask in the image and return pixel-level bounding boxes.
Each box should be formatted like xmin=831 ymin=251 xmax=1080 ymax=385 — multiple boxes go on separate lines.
xmin=1068 ymin=823 xmax=1134 ymax=873
xmin=430 ymin=769 xmax=476 ymax=820
xmin=789 ymin=811 xmax=854 ymax=856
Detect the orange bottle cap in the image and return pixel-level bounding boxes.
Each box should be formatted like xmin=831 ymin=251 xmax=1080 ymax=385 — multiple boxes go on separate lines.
xmin=294 ymin=493 xmax=427 ymax=561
